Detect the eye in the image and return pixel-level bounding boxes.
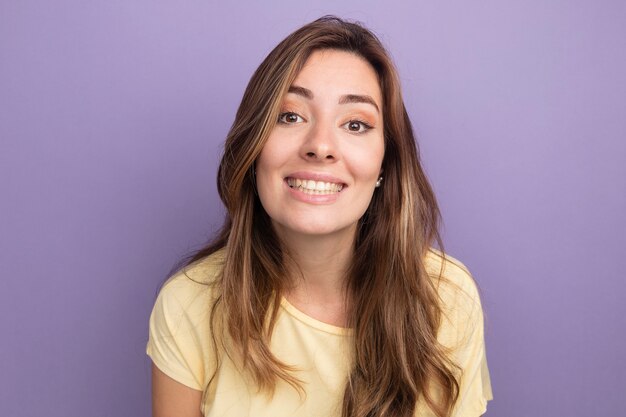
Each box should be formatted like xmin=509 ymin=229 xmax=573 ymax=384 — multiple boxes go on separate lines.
xmin=343 ymin=120 xmax=373 ymax=134
xmin=278 ymin=112 xmax=304 ymax=124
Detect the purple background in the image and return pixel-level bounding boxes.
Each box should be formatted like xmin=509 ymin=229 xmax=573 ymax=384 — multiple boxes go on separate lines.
xmin=1 ymin=1 xmax=624 ymax=416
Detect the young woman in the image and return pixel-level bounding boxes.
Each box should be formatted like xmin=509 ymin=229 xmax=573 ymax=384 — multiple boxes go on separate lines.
xmin=147 ymin=16 xmax=492 ymax=417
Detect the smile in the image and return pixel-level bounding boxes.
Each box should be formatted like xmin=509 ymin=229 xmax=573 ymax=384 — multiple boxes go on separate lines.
xmin=286 ymin=178 xmax=344 ymax=195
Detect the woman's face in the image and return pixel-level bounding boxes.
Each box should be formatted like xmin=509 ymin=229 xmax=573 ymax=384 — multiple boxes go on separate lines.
xmin=256 ymin=49 xmax=385 ymax=240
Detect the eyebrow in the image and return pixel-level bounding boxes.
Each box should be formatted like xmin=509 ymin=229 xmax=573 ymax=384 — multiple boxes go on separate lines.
xmin=288 ymin=86 xmax=313 ymax=100
xmin=287 ymin=85 xmax=380 ymax=113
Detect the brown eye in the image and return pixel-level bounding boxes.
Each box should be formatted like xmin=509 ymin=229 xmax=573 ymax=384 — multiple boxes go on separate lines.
xmin=278 ymin=112 xmax=304 ymax=124
xmin=348 ymin=121 xmax=361 ymax=131
xmin=343 ymin=120 xmax=372 ymax=133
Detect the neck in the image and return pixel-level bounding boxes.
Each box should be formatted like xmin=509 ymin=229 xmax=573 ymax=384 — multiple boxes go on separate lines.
xmin=276 ymin=226 xmax=355 ymax=305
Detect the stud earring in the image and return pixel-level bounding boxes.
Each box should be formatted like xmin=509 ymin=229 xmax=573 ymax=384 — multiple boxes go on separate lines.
xmin=375 ymin=176 xmax=383 ymax=187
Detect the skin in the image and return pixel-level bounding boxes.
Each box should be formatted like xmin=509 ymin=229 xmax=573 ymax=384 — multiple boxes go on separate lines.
xmin=152 ymin=364 xmax=202 ymax=417
xmin=255 ymin=49 xmax=385 ymax=326
xmin=151 ymin=49 xmax=385 ymax=415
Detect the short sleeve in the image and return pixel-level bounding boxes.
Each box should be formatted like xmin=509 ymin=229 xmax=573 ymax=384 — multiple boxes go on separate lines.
xmin=146 ymin=271 xmax=217 ymax=391
xmin=426 ymin=251 xmax=493 ymax=416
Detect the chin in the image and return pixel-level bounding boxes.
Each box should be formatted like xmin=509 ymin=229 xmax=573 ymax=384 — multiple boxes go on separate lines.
xmin=275 ymin=218 xmax=356 ymax=239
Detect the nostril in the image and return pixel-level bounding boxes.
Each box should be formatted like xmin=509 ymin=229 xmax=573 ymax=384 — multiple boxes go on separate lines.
xmin=306 ymin=152 xmax=316 ymax=158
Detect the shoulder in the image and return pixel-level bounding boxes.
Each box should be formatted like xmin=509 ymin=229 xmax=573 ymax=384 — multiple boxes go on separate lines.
xmin=147 ymin=249 xmax=226 ymax=390
xmin=166 ymin=248 xmax=226 ymax=288
xmin=424 ymin=250 xmax=494 ymax=414
xmin=424 ymin=249 xmax=481 ymax=304
xmin=157 ymin=248 xmax=226 ymax=311
xmin=424 ymin=248 xmax=475 ymax=288
xmin=423 ymin=249 xmax=484 ymax=347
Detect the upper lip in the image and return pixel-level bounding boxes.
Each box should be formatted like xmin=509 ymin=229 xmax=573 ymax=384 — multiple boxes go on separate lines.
xmin=285 ymin=171 xmax=347 ymax=185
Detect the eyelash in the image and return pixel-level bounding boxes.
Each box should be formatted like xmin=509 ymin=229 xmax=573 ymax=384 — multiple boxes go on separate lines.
xmin=277 ymin=111 xmax=373 ymax=134
xmin=344 ymin=119 xmax=373 ymax=133
xmin=277 ymin=111 xmax=305 ymax=124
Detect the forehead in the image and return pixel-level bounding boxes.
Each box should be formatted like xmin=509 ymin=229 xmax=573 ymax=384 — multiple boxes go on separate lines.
xmin=291 ymin=49 xmax=382 ymax=103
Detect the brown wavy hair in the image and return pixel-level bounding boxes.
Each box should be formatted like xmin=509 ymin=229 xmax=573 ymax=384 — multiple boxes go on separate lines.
xmin=187 ymin=16 xmax=459 ymax=417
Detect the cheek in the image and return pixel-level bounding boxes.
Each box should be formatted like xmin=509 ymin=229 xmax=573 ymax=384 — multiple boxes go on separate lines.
xmin=255 ymin=171 xmax=278 ymax=222
xmin=255 ymin=137 xmax=290 ymax=209
xmin=256 ymin=138 xmax=282 ymax=178
xmin=256 ymin=131 xmax=297 ymax=172
xmin=255 ymin=153 xmax=277 ymax=198
xmin=349 ymin=142 xmax=385 ymax=180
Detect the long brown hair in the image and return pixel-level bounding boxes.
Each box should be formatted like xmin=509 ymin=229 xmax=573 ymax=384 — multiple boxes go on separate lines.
xmin=187 ymin=16 xmax=459 ymax=417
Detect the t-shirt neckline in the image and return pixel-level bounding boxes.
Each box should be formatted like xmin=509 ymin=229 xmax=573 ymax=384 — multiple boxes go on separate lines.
xmin=279 ymin=297 xmax=354 ymax=336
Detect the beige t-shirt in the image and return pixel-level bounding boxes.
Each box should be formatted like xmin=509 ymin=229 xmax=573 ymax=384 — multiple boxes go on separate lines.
xmin=147 ymin=249 xmax=492 ymax=416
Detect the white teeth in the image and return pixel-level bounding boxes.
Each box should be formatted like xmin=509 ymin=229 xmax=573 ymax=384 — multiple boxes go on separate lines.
xmin=286 ymin=178 xmax=344 ymax=194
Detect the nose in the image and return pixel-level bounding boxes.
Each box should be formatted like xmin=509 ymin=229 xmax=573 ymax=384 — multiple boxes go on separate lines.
xmin=300 ymin=121 xmax=339 ymax=162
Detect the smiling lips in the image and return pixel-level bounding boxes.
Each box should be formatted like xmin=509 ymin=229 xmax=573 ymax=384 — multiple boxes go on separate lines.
xmin=286 ymin=177 xmax=344 ymax=195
